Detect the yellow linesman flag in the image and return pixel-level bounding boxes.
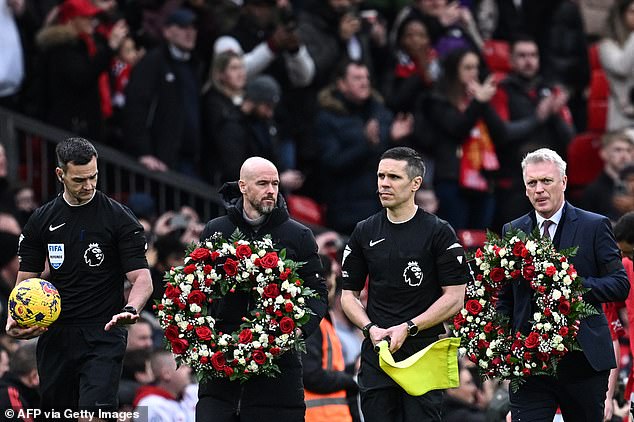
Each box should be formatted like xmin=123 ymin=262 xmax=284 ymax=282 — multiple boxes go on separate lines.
xmin=377 ymin=337 xmax=461 ymax=396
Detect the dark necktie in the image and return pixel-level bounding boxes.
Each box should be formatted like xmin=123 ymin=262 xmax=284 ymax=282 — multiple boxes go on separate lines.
xmin=542 ymin=220 xmax=554 ymax=239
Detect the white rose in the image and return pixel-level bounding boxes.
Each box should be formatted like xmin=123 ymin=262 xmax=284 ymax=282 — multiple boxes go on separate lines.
xmin=486 ymin=348 xmax=493 ymax=357
xmin=561 ymin=261 xmax=569 ymax=270
xmin=189 ymin=304 xmax=201 ymax=313
xmin=252 ymin=341 xmax=261 ymax=349
xmin=501 ymin=258 xmax=508 ymax=267
xmin=543 ymin=323 xmax=552 ymax=331
xmin=479 ymin=361 xmax=488 ymax=369
xmin=534 ymin=312 xmax=541 ymax=322
xmin=459 ymin=347 xmax=467 ymax=356
xmin=259 ymin=250 xmax=266 ymax=257
xmin=552 ymin=290 xmax=562 ymax=300
xmin=238 ymin=358 xmax=246 ymax=365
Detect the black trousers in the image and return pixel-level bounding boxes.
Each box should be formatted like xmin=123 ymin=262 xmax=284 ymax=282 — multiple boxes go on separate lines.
xmin=37 ymin=325 xmax=127 ymax=415
xmin=510 ymin=352 xmax=610 ymax=422
xmin=360 ymin=387 xmax=443 ymax=422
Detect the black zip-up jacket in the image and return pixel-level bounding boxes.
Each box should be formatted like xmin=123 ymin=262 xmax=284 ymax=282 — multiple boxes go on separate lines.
xmin=197 ymin=182 xmax=328 ymax=416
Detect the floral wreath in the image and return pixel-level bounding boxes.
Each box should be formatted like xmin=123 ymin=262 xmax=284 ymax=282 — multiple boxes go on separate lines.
xmin=452 ymin=228 xmax=597 ymax=391
xmin=156 ymin=229 xmax=317 ymax=383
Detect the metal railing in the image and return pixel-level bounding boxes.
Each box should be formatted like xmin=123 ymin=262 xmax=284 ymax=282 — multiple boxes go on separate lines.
xmin=0 ymin=107 xmax=224 ymax=221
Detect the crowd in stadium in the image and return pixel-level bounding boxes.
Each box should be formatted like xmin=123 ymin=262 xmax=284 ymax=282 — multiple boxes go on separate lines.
xmin=2 ymin=0 xmax=634 ymax=420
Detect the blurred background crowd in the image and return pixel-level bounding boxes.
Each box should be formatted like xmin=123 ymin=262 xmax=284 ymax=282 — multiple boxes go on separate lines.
xmin=2 ymin=0 xmax=634 ymax=420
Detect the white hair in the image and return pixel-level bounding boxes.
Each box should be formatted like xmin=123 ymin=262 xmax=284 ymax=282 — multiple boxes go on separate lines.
xmin=521 ymin=148 xmax=567 ymax=180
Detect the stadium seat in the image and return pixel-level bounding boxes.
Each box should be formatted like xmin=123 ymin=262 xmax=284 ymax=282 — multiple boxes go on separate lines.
xmin=482 ymin=40 xmax=511 ymax=73
xmin=588 ymin=43 xmax=601 ymax=72
xmin=567 ymin=132 xmax=603 ymax=189
xmin=587 ymin=45 xmax=609 ymax=132
xmin=457 ymin=229 xmax=487 ymax=250
xmin=286 ymin=195 xmax=325 ymax=226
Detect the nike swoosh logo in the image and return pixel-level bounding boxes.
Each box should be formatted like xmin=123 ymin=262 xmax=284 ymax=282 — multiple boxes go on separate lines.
xmin=49 ymin=223 xmax=66 ymax=232
xmin=369 ymin=238 xmax=385 ymax=247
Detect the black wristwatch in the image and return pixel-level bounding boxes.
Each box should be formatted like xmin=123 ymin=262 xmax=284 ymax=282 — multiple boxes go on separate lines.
xmin=362 ymin=322 xmax=377 ymax=339
xmin=122 ymin=305 xmax=137 ymax=315
xmin=406 ymin=320 xmax=419 ymax=337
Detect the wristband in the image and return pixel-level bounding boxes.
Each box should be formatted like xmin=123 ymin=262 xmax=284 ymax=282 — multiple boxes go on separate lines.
xmin=362 ymin=322 xmax=377 ymax=339
xmin=122 ymin=305 xmax=137 ymax=315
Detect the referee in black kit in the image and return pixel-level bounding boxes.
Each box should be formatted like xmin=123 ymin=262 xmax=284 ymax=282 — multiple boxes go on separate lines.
xmin=7 ymin=137 xmax=152 ymax=418
xmin=341 ymin=146 xmax=468 ymax=421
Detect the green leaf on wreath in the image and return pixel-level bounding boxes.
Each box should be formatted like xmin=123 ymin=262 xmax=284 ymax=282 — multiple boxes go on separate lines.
xmin=229 ymin=228 xmax=246 ymax=243
xmin=577 ymin=302 xmax=599 ymax=318
xmin=510 ymin=378 xmax=525 ymax=393
xmin=279 ymin=248 xmax=287 ymax=260
xmin=569 ymin=340 xmax=583 ymax=352
xmin=558 ymin=246 xmax=578 ymax=257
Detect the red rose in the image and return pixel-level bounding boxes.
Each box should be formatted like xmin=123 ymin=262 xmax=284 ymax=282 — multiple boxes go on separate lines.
xmin=239 ymin=328 xmax=253 ymax=344
xmin=545 ymin=265 xmax=557 ymax=277
xmin=165 ymin=325 xmax=179 ymax=342
xmin=453 ymin=313 xmax=466 ymax=329
xmin=465 ymin=299 xmax=483 ymax=315
xmin=536 ymin=352 xmax=550 ymax=361
xmin=522 ymin=368 xmax=531 ymax=376
xmin=224 ymin=366 xmax=234 ymax=377
xmin=477 ymin=339 xmax=490 ymax=350
xmin=558 ymin=326 xmax=569 ymax=336
xmin=252 ymin=349 xmax=266 ymax=365
xmin=263 ymin=284 xmax=280 ymax=299
xmin=490 ymin=267 xmax=505 ymax=283
xmin=164 ymin=284 xmax=181 ymax=300
xmin=521 ymin=248 xmax=530 ymax=258
xmin=236 ymin=244 xmax=253 ymax=259
xmin=223 ymin=258 xmax=238 ymax=276
xmin=510 ymin=269 xmax=521 ymax=279
xmin=183 ymin=264 xmax=197 ymax=275
xmin=261 ymin=252 xmax=279 ymax=269
xmin=285 ymin=302 xmax=293 ymax=312
xmin=492 ymin=357 xmax=502 ymax=366
xmin=524 ymin=332 xmax=540 ymax=349
xmin=270 ymin=347 xmax=281 ymax=356
xmin=211 ymin=352 xmax=226 ymax=370
xmin=522 ymin=265 xmax=535 ymax=281
xmin=195 ymin=326 xmax=212 ymax=341
xmin=190 ymin=248 xmax=211 ymax=261
xmin=475 ymin=248 xmax=484 ymax=258
xmin=544 ymin=308 xmax=552 ymax=317
xmin=523 ymin=351 xmax=532 ymax=360
xmin=171 ymin=338 xmax=189 ymax=354
xmin=211 ymin=251 xmax=220 ymax=261
xmin=558 ymin=300 xmax=571 ymax=315
xmin=187 ymin=290 xmax=206 ymax=305
xmin=280 ymin=269 xmax=291 ymax=281
xmin=512 ymin=242 xmax=525 ymax=257
xmin=511 ymin=339 xmax=522 ymax=350
xmin=203 ymin=265 xmax=213 ymax=274
xmin=279 ymin=317 xmax=295 ymax=334
xmin=483 ymin=322 xmax=493 ymax=333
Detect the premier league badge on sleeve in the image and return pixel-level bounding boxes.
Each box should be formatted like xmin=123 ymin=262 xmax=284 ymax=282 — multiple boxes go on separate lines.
xmin=47 ymin=244 xmax=65 ymax=269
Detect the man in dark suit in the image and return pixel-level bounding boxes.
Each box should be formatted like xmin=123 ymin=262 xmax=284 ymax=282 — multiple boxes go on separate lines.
xmin=499 ymin=147 xmax=630 ymax=421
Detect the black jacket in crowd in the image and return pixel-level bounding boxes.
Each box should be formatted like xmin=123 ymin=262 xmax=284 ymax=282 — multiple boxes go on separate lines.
xmin=0 ymin=372 xmax=40 ymax=418
xmin=124 ymin=43 xmax=202 ymax=168
xmin=33 ymin=24 xmax=114 ymax=142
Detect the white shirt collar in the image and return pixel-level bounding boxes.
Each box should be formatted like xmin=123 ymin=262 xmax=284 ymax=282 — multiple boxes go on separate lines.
xmin=535 ymin=203 xmax=564 ymax=236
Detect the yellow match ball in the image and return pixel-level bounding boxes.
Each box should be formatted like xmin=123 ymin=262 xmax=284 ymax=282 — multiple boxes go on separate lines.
xmin=9 ymin=278 xmax=61 ymax=328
